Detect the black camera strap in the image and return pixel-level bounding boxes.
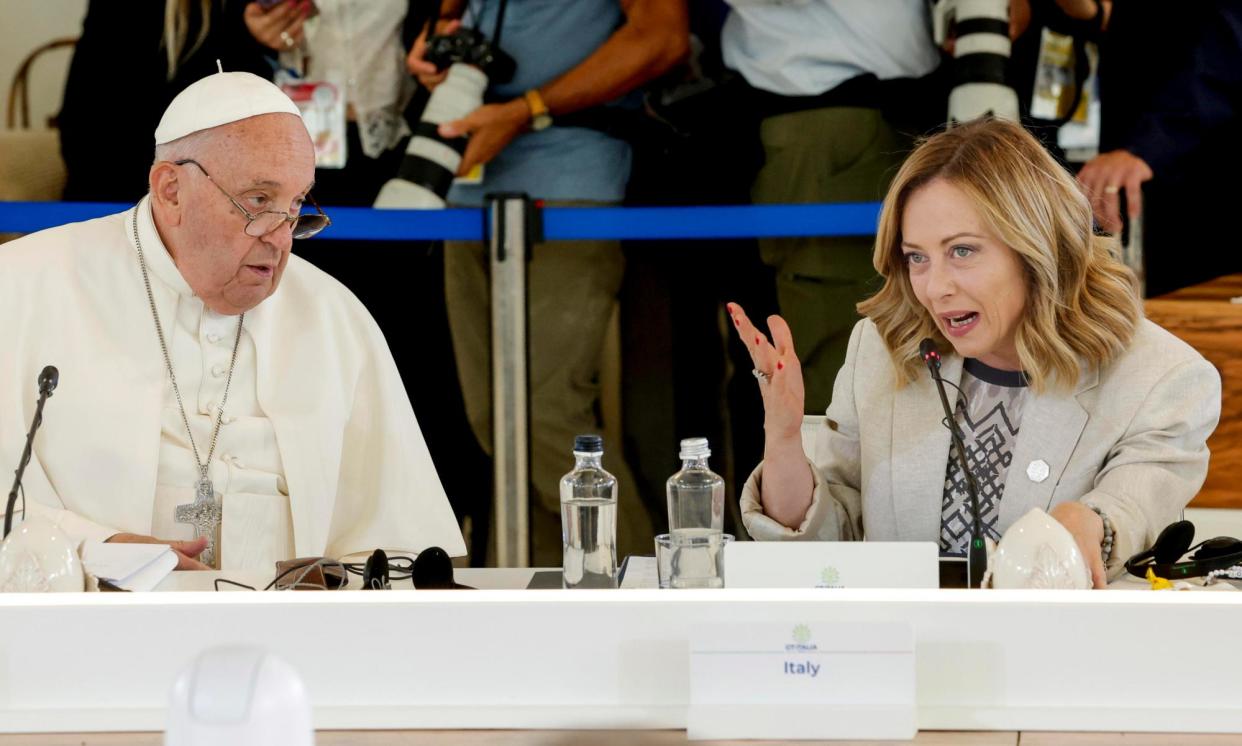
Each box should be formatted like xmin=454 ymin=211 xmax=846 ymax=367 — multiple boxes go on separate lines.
xmin=491 ymin=0 xmax=509 ymax=48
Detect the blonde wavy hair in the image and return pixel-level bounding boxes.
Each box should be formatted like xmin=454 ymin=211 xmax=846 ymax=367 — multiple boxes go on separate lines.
xmin=857 ymin=117 xmax=1142 ymax=393
xmin=163 ymin=0 xmax=213 ymax=80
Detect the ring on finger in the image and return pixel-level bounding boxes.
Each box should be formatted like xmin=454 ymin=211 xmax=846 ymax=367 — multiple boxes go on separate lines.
xmin=1103 ymin=184 xmax=1120 ymax=194
xmin=752 ymin=368 xmax=771 ymax=383
xmin=280 ymin=30 xmax=295 ymax=48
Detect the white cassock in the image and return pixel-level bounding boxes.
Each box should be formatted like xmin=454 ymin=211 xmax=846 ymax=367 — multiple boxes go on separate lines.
xmin=0 ymin=197 xmax=466 ymax=569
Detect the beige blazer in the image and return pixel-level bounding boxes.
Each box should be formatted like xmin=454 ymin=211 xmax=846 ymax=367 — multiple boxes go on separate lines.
xmin=741 ymin=318 xmax=1221 ymax=577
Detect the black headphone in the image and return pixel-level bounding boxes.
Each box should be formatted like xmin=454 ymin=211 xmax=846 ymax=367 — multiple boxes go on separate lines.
xmin=1125 ymin=520 xmax=1242 ymax=580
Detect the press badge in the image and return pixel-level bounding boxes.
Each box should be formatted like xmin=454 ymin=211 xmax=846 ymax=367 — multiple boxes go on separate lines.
xmin=1030 ymin=28 xmax=1077 ymax=121
xmin=277 ymin=71 xmax=347 ymax=169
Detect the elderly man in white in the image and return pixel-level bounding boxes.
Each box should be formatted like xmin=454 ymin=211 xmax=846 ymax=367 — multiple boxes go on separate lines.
xmin=0 ymin=71 xmax=464 ymax=571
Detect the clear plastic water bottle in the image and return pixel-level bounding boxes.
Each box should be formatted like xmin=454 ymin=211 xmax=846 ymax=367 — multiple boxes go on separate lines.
xmin=666 ymin=437 xmax=726 ymax=588
xmin=559 ymin=434 xmax=618 ymax=589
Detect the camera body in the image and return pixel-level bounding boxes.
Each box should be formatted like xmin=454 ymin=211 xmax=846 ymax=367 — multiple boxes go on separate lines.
xmin=425 ymin=27 xmax=516 ymax=85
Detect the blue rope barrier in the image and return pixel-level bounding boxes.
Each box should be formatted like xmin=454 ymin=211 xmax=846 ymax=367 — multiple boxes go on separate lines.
xmin=0 ymin=200 xmax=881 ymax=241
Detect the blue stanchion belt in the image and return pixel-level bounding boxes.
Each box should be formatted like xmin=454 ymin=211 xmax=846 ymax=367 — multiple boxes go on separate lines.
xmin=0 ymin=201 xmax=882 ymax=241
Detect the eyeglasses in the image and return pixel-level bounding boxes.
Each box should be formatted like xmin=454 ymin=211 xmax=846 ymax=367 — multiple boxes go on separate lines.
xmin=173 ymin=158 xmax=331 ymax=239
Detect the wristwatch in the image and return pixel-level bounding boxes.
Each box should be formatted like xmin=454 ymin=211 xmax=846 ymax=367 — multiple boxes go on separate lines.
xmin=523 ymin=88 xmax=553 ymax=131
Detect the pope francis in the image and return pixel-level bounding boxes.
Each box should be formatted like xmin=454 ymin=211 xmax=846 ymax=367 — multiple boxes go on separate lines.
xmin=0 ymin=71 xmax=465 ymax=571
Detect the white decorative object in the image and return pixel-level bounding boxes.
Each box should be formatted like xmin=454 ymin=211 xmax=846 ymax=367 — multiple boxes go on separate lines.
xmin=166 ymin=646 xmax=313 ymax=746
xmin=0 ymin=515 xmax=85 ymax=593
xmin=1026 ymin=459 xmax=1050 ymax=483
xmin=988 ymin=508 xmax=1091 ymax=590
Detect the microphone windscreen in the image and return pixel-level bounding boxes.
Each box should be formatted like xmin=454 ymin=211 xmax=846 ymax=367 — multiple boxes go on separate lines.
xmin=412 ymin=546 xmax=455 ymax=589
xmin=362 ymin=548 xmax=389 ymax=590
xmin=918 ymin=338 xmax=938 ymax=363
xmin=38 ymin=365 xmax=59 ymax=393
xmin=1153 ymin=520 xmax=1196 ymax=564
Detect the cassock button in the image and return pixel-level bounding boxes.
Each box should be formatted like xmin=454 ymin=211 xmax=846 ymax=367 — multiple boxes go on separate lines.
xmin=211 ymin=364 xmax=226 ymax=378
xmin=201 ymin=401 xmax=217 ymax=416
xmin=206 ymin=332 xmax=221 ymax=344
xmin=1027 ymin=459 xmax=1050 ymax=483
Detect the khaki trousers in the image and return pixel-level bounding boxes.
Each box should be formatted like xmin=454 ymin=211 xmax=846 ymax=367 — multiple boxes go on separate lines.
xmin=752 ymin=107 xmax=909 ymax=413
xmin=445 ymin=210 xmax=652 ymax=567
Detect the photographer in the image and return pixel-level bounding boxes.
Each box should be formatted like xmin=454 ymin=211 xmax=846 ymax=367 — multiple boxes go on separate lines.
xmin=407 ymin=0 xmax=689 ymax=566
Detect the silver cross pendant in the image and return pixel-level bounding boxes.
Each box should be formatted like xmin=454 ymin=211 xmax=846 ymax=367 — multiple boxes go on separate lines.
xmin=174 ymin=475 xmax=222 ymax=569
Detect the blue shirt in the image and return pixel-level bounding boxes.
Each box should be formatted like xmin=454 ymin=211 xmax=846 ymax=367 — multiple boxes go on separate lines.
xmin=447 ymin=0 xmax=632 ymax=207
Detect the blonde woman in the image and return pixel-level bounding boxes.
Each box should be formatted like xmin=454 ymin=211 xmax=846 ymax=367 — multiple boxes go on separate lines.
xmin=728 ymin=118 xmax=1221 ymax=588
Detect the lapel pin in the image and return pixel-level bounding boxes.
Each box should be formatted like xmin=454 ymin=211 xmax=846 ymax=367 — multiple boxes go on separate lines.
xmin=1027 ymin=459 xmax=1050 ymax=484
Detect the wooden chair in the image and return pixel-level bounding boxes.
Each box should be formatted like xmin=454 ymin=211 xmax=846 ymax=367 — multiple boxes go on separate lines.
xmin=0 ymin=37 xmax=76 ymax=206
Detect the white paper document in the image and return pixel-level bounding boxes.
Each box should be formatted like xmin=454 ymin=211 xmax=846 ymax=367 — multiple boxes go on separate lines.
xmin=619 ymin=555 xmax=658 ymax=588
xmin=80 ymin=542 xmax=178 ymax=592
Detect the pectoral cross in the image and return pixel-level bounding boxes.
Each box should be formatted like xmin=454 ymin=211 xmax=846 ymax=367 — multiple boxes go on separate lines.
xmin=174 ymin=475 xmax=222 ymax=569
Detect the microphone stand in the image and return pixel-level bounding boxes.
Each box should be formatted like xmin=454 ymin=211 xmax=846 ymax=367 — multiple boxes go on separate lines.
xmin=4 ymin=373 xmax=56 ymax=539
xmin=921 ymin=344 xmax=987 ymax=589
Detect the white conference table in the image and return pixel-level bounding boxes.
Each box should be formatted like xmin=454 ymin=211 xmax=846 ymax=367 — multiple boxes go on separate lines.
xmin=3 ymin=567 xmax=1241 ymax=741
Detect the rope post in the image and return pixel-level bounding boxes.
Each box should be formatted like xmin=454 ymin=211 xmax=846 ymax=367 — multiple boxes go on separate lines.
xmin=1123 ymin=209 xmax=1145 ymax=297
xmin=485 ymin=193 xmax=539 ymax=567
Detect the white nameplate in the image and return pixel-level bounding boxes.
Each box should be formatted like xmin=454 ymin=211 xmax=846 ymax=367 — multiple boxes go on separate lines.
xmin=688 ymin=621 xmax=915 ymax=741
xmin=724 ymin=541 xmax=939 ymax=589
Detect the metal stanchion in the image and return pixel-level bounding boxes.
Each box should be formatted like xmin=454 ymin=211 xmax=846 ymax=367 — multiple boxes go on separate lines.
xmin=485 ymin=194 xmax=538 ymax=567
xmin=1123 ymin=209 xmax=1145 ymax=297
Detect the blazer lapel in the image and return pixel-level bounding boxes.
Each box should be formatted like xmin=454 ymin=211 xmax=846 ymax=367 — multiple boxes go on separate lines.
xmin=999 ymin=366 xmax=1098 ymax=527
xmin=890 ymin=355 xmax=962 ymax=541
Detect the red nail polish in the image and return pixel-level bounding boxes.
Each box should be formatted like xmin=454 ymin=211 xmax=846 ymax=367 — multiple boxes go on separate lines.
xmin=777 ymin=360 xmax=785 ymax=371
xmin=733 ymin=317 xmax=740 ymax=327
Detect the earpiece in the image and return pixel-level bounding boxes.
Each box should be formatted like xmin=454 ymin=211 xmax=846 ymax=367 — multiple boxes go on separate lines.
xmin=362 ymin=548 xmax=390 ymax=590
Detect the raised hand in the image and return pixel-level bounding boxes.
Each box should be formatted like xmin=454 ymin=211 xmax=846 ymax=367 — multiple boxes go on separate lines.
xmin=727 ymin=302 xmax=815 ymax=529
xmin=726 ymin=302 xmax=805 ymax=441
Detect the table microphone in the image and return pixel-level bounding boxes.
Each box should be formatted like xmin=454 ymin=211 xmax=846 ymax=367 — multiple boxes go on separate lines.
xmin=919 ymin=340 xmax=986 ymax=589
xmin=4 ymin=365 xmax=58 ymax=539
xmin=412 ymin=546 xmax=470 ymax=589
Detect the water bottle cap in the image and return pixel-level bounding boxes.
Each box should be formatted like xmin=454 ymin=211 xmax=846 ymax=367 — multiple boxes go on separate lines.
xmin=679 ymin=437 xmax=711 ymax=460
xmin=573 ymin=434 xmax=604 ymax=454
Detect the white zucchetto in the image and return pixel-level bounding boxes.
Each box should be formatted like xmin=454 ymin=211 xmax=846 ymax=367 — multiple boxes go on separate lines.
xmin=155 ymin=69 xmax=303 ymax=145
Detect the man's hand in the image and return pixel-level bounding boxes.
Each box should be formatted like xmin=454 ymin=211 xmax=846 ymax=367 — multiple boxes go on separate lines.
xmin=1077 ymin=149 xmax=1154 ymax=234
xmin=1048 ymin=501 xmax=1107 ymax=589
xmin=439 ymin=98 xmax=530 ymax=176
xmin=1010 ymin=0 xmax=1032 ymax=39
xmin=406 ymin=19 xmax=461 ymax=91
xmin=106 ymin=533 xmax=212 ymax=571
xmin=243 ymin=0 xmax=311 ymax=52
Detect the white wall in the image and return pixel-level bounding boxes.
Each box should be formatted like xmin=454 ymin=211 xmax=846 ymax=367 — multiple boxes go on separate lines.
xmin=0 ymin=0 xmax=88 ymax=130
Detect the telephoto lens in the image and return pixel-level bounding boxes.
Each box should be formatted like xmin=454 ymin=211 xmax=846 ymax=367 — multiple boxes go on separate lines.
xmin=374 ymin=28 xmax=515 ymax=209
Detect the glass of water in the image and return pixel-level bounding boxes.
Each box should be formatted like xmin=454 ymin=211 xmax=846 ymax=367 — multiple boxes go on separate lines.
xmin=655 ymin=533 xmax=733 ymax=588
